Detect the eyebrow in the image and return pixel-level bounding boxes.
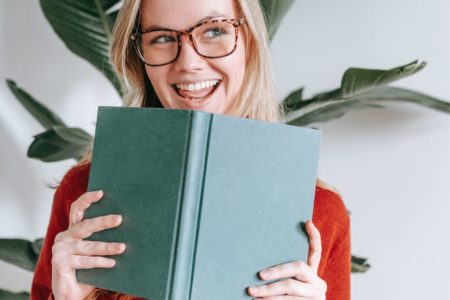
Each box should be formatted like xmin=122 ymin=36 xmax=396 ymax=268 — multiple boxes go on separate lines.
xmin=141 ymin=12 xmax=228 ymax=32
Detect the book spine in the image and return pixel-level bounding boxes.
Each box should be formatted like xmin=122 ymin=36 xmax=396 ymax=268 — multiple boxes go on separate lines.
xmin=169 ymin=111 xmax=212 ymax=300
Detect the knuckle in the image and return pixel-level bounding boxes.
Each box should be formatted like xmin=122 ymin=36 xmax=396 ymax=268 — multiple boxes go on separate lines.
xmin=105 ymin=216 xmax=115 ymax=227
xmin=108 ymin=243 xmax=120 ymax=252
xmin=285 ymin=278 xmax=297 ymax=289
xmin=51 ymin=251 xmax=65 ymax=267
xmin=104 ymin=215 xmax=119 ymax=228
xmin=83 ymin=240 xmax=95 ymax=250
xmin=321 ymin=279 xmax=328 ymax=292
xmin=78 ymin=256 xmax=91 ymax=267
xmin=51 ymin=241 xmax=63 ymax=255
xmin=78 ymin=219 xmax=89 ymax=231
xmin=69 ymin=201 xmax=78 ymax=215
xmin=293 ymin=260 xmax=306 ymax=269
xmin=54 ymin=232 xmax=64 ymax=242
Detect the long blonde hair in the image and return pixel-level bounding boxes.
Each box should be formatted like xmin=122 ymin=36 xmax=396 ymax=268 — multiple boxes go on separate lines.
xmin=85 ymin=0 xmax=287 ymax=299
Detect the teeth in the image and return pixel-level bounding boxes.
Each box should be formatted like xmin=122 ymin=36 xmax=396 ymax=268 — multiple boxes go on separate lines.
xmin=176 ymin=80 xmax=219 ymax=91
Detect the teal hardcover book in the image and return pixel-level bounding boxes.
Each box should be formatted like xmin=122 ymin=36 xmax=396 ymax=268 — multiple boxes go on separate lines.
xmin=77 ymin=107 xmax=321 ymax=299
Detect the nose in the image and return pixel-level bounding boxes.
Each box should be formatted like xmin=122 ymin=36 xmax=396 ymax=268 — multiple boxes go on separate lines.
xmin=173 ymin=34 xmax=206 ymax=72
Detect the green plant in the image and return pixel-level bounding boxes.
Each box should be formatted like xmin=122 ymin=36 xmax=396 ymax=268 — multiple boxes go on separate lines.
xmin=2 ymin=0 xmax=449 ymax=298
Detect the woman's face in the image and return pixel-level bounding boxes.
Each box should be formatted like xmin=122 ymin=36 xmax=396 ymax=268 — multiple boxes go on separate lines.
xmin=140 ymin=0 xmax=246 ymax=114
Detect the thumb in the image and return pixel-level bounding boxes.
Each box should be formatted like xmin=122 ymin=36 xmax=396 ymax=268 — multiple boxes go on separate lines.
xmin=306 ymin=220 xmax=322 ymax=274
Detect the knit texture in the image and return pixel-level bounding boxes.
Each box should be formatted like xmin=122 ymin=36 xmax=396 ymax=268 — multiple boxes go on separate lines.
xmin=31 ymin=163 xmax=350 ymax=299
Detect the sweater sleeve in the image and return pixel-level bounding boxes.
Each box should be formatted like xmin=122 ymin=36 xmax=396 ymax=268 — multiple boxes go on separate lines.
xmin=312 ymin=186 xmax=351 ymax=300
xmin=31 ymin=164 xmax=90 ymax=300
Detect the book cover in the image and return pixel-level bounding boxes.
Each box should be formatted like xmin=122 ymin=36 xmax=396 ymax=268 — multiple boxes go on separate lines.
xmin=77 ymin=107 xmax=321 ymax=299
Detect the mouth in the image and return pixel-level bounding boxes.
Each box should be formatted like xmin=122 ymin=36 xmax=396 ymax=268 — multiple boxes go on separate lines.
xmin=171 ymin=79 xmax=221 ymax=104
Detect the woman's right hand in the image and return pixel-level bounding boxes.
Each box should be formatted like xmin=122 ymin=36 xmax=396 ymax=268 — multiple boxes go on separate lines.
xmin=51 ymin=190 xmax=126 ymax=300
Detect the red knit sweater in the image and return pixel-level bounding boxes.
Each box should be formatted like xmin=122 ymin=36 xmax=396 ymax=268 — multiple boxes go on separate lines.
xmin=31 ymin=163 xmax=351 ymax=299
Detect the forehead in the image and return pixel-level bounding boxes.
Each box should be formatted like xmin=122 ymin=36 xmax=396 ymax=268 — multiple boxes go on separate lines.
xmin=140 ymin=0 xmax=239 ymax=29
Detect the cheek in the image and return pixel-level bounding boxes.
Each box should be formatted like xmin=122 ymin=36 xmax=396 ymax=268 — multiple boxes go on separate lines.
xmin=232 ymin=32 xmax=247 ymax=88
xmin=218 ymin=36 xmax=247 ymax=96
xmin=145 ymin=67 xmax=165 ymax=91
xmin=144 ymin=67 xmax=171 ymax=104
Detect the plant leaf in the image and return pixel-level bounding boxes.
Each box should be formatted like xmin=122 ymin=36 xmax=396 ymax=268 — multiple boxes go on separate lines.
xmin=260 ymin=0 xmax=295 ymax=40
xmin=0 ymin=238 xmax=43 ymax=272
xmin=286 ymin=86 xmax=450 ymax=126
xmin=351 ymin=255 xmax=370 ymax=273
xmin=28 ymin=126 xmax=93 ymax=162
xmin=39 ymin=0 xmax=122 ymax=93
xmin=352 ymin=86 xmax=450 ymax=112
xmin=281 ymin=87 xmax=304 ymax=111
xmin=287 ymin=99 xmax=383 ymax=126
xmin=6 ymin=80 xmax=66 ymax=130
xmin=340 ymin=60 xmax=426 ymax=98
xmin=0 ymin=289 xmax=29 ymax=300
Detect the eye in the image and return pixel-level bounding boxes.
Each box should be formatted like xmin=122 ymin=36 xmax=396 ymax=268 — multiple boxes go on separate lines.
xmin=150 ymin=34 xmax=176 ymax=44
xmin=203 ymin=27 xmax=228 ymax=39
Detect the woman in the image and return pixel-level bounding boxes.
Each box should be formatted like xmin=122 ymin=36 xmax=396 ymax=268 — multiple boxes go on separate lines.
xmin=31 ymin=0 xmax=351 ymax=299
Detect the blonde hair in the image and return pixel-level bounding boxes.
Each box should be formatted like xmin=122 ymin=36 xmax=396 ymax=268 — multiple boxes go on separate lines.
xmin=85 ymin=1 xmax=334 ymax=298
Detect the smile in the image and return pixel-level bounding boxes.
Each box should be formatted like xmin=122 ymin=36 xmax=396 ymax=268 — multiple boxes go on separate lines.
xmin=176 ymin=80 xmax=219 ymax=91
xmin=172 ymin=79 xmax=221 ymax=103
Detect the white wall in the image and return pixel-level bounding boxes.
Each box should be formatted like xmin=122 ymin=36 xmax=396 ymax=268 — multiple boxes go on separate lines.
xmin=1 ymin=0 xmax=449 ymax=299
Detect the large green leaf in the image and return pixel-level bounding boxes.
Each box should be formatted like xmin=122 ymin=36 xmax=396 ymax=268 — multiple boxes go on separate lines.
xmin=341 ymin=60 xmax=426 ymax=98
xmin=287 ymin=99 xmax=382 ymax=126
xmin=351 ymin=255 xmax=370 ymax=273
xmin=28 ymin=126 xmax=93 ymax=162
xmin=39 ymin=0 xmax=122 ymax=93
xmin=283 ymin=61 xmax=450 ymax=125
xmin=286 ymin=86 xmax=449 ymax=126
xmin=6 ymin=80 xmax=66 ymax=130
xmin=0 ymin=290 xmax=29 ymax=300
xmin=284 ymin=61 xmax=429 ymax=111
xmin=0 ymin=238 xmax=43 ymax=272
xmin=260 ymin=0 xmax=295 ymax=40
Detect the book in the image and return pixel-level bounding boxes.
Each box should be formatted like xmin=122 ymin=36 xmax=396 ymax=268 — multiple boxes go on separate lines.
xmin=77 ymin=106 xmax=321 ymax=299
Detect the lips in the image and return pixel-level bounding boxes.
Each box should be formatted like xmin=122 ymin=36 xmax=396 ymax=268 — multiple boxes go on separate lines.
xmin=171 ymin=80 xmax=221 ymax=103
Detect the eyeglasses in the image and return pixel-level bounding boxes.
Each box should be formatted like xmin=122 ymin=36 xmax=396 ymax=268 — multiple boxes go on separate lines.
xmin=130 ymin=17 xmax=246 ymax=66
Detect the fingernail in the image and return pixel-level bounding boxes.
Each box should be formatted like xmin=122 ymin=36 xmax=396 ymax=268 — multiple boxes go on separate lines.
xmin=249 ymin=286 xmax=258 ymax=292
xmin=259 ymin=270 xmax=270 ymax=278
xmin=96 ymin=190 xmax=103 ymax=197
xmin=118 ymin=243 xmax=126 ymax=251
xmin=108 ymin=259 xmax=116 ymax=267
xmin=113 ymin=215 xmax=122 ymax=223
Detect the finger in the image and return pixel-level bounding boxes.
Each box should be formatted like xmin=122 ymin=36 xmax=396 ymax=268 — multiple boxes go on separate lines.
xmin=253 ymin=297 xmax=299 ymax=300
xmin=69 ymin=190 xmax=104 ymax=227
xmin=52 ymin=252 xmax=116 ymax=273
xmin=70 ymin=255 xmax=116 ymax=270
xmin=258 ymin=260 xmax=314 ymax=283
xmin=57 ymin=240 xmax=126 ymax=256
xmin=306 ymin=220 xmax=322 ymax=274
xmin=247 ymin=278 xmax=315 ymax=297
xmin=63 ymin=214 xmax=122 ymax=241
xmin=255 ymin=296 xmax=298 ymax=300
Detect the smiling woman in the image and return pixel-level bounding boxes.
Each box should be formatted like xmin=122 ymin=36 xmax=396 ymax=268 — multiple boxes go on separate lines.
xmin=136 ymin=0 xmax=248 ymax=114
xmin=30 ymin=0 xmax=350 ymax=299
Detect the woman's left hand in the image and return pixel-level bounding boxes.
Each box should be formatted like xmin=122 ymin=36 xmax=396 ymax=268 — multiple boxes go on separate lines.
xmin=247 ymin=220 xmax=327 ymax=300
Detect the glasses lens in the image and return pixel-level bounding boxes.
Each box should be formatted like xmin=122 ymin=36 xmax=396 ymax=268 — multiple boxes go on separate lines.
xmin=192 ymin=22 xmax=236 ymax=57
xmin=138 ymin=30 xmax=178 ymax=65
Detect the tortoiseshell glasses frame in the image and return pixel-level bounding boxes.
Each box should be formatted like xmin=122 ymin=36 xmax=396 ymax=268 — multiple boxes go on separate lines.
xmin=130 ymin=17 xmax=246 ymax=66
